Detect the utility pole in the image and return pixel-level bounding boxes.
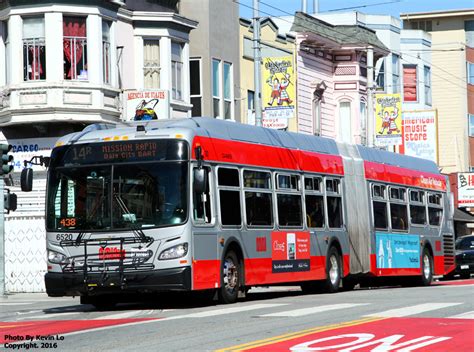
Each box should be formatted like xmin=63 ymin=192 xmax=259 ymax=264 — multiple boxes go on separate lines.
xmin=367 ymin=46 xmax=375 ymax=147
xmin=253 ymin=0 xmax=262 ymax=126
xmin=0 ymin=176 xmax=4 ymax=296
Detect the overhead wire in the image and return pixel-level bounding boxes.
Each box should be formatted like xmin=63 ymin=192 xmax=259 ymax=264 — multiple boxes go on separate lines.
xmin=233 ymin=0 xmax=468 ymax=90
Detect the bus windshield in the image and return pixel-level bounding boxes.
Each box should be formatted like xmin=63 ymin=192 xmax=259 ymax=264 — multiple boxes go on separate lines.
xmin=47 ymin=162 xmax=188 ymax=231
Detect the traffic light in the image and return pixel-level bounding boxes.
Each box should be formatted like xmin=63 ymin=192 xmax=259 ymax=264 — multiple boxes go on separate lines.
xmin=0 ymin=144 xmax=13 ymax=175
xmin=4 ymin=191 xmax=17 ymax=212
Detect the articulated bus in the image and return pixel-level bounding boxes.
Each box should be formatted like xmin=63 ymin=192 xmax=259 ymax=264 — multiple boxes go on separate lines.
xmin=21 ymin=117 xmax=455 ymax=308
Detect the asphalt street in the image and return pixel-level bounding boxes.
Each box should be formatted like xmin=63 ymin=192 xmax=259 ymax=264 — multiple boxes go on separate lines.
xmin=1 ymin=279 xmax=473 ymax=351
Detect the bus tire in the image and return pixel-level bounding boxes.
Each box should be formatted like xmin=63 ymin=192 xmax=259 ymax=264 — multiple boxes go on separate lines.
xmin=419 ymin=247 xmax=433 ymax=286
xmin=323 ymin=246 xmax=341 ymax=293
xmin=218 ymin=250 xmax=240 ymax=304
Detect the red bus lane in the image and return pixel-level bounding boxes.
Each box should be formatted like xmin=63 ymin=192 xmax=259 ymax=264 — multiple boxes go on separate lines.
xmin=222 ymin=317 xmax=474 ymax=351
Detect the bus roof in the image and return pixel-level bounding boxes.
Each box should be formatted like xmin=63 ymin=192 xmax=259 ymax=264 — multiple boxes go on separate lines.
xmin=58 ymin=117 xmax=440 ymax=175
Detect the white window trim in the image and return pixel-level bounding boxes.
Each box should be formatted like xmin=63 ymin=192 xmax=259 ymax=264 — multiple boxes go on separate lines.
xmin=212 ymin=57 xmax=222 ymax=118
xmin=223 ymin=61 xmax=234 ymax=120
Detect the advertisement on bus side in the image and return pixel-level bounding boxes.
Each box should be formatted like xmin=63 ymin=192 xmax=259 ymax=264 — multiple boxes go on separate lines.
xmin=376 ymin=233 xmax=420 ymax=269
xmin=271 ymin=232 xmax=310 ymax=273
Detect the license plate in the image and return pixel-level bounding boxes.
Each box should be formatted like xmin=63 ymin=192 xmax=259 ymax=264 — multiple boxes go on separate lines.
xmin=461 ymin=265 xmax=469 ymax=270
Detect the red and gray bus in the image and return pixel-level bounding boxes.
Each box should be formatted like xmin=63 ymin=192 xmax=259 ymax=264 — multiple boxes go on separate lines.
xmin=21 ymin=117 xmax=456 ymax=307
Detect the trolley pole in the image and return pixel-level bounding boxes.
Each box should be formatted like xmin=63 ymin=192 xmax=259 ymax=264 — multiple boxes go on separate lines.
xmin=253 ymin=0 xmax=262 ymax=126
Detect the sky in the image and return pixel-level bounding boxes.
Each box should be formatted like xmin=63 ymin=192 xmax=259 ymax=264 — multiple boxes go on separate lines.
xmin=238 ymin=0 xmax=474 ymax=20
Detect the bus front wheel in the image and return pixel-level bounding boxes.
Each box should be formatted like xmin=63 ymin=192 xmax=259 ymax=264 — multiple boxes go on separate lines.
xmin=218 ymin=250 xmax=240 ymax=304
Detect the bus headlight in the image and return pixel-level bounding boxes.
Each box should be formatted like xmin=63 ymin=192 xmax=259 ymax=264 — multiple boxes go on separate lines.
xmin=159 ymin=243 xmax=188 ymax=260
xmin=48 ymin=250 xmax=69 ymax=264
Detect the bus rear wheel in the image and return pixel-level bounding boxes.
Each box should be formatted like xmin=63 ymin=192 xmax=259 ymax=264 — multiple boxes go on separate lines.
xmin=323 ymin=247 xmax=341 ymax=293
xmin=218 ymin=250 xmax=240 ymax=304
xmin=419 ymin=248 xmax=433 ymax=286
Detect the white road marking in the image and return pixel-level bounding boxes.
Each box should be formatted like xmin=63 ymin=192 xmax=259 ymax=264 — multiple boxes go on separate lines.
xmin=257 ymin=303 xmax=369 ymax=317
xmin=93 ymin=311 xmax=144 ymax=320
xmin=166 ymin=303 xmax=288 ymax=319
xmin=448 ymin=311 xmax=474 ymax=319
xmin=17 ymin=312 xmax=81 ymax=320
xmin=0 ymin=302 xmax=34 ymax=306
xmin=364 ymin=303 xmax=462 ymax=317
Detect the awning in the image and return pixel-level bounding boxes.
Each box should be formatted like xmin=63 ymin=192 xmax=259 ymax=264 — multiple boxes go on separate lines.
xmin=454 ymin=208 xmax=474 ymax=223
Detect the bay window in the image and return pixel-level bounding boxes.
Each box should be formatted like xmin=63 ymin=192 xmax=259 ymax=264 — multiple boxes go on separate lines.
xmin=143 ymin=39 xmax=160 ymax=88
xmin=102 ymin=20 xmax=111 ymax=84
xmin=23 ymin=17 xmax=46 ymax=81
xmin=171 ymin=42 xmax=183 ymax=100
xmin=63 ymin=17 xmax=87 ymax=80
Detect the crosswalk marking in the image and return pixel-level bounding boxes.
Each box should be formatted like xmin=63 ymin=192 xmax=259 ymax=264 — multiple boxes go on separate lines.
xmin=257 ymin=303 xmax=369 ymax=317
xmin=166 ymin=303 xmax=288 ymax=319
xmin=94 ymin=311 xmax=145 ymax=320
xmin=448 ymin=311 xmax=474 ymax=319
xmin=364 ymin=303 xmax=462 ymax=318
xmin=0 ymin=302 xmax=34 ymax=306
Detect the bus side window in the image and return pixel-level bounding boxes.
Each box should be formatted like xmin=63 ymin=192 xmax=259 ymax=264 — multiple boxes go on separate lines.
xmin=193 ymin=167 xmax=212 ymax=223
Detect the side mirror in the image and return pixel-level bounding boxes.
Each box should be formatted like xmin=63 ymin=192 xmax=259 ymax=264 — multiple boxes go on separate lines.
xmin=193 ymin=168 xmax=207 ymax=194
xmin=21 ymin=168 xmax=33 ymax=192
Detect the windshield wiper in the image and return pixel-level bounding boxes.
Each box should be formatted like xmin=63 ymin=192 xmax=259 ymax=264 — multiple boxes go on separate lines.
xmin=113 ymin=193 xmax=152 ymax=243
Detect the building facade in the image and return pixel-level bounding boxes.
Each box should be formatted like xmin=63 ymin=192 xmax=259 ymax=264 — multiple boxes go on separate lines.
xmin=181 ymin=0 xmax=240 ymax=121
xmin=239 ymin=17 xmax=296 ymax=129
xmin=290 ymin=12 xmax=389 ymax=144
xmin=402 ymin=9 xmax=474 ymax=174
xmin=0 ymin=0 xmax=197 ymax=292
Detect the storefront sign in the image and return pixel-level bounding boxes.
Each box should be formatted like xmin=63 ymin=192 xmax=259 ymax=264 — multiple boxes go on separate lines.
xmin=458 ymin=173 xmax=474 ymax=207
xmin=8 ymin=137 xmax=57 ymax=173
xmin=375 ymin=94 xmax=402 ymax=147
xmin=400 ymin=110 xmax=438 ymax=162
xmin=262 ymin=56 xmax=296 ymax=120
xmin=124 ymin=89 xmax=170 ymax=121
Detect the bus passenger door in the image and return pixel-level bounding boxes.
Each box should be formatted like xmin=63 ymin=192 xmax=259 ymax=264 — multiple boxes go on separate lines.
xmin=191 ymin=166 xmax=220 ymax=291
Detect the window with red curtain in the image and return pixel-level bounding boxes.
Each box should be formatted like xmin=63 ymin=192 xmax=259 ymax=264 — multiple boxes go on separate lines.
xmin=403 ymin=65 xmax=417 ymax=102
xmin=63 ymin=17 xmax=87 ymax=80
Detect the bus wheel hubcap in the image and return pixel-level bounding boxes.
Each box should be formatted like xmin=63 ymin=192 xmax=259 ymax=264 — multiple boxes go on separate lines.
xmin=423 ymin=255 xmax=430 ymax=278
xmin=223 ymin=258 xmax=238 ymax=293
xmin=329 ymin=255 xmax=339 ymax=284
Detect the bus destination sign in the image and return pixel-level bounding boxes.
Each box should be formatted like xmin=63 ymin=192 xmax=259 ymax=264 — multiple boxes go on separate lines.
xmin=53 ymin=140 xmax=188 ymax=167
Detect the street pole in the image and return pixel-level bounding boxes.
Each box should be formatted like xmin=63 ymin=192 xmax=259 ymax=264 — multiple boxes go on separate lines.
xmin=253 ymin=0 xmax=262 ymax=126
xmin=367 ymin=46 xmax=374 ymax=147
xmin=0 ymin=177 xmax=5 ymax=296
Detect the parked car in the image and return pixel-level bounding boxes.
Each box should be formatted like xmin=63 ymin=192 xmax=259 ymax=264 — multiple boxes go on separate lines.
xmin=454 ymin=235 xmax=474 ymax=279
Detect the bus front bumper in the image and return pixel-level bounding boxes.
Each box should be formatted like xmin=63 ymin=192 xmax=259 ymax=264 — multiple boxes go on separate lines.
xmin=45 ymin=267 xmax=191 ymax=297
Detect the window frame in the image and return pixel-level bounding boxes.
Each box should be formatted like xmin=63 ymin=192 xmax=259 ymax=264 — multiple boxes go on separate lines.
xmin=63 ymin=16 xmax=88 ymax=81
xmin=325 ymin=177 xmax=344 ymax=230
xmin=424 ymin=66 xmax=432 ymax=105
xmin=223 ymin=61 xmax=234 ymax=120
xmin=371 ymin=183 xmax=388 ymax=231
xmin=304 ymin=175 xmax=325 ymax=229
xmin=102 ymin=20 xmax=112 ymax=85
xmin=171 ymin=41 xmax=184 ymax=101
xmin=392 ymin=54 xmax=400 ymax=94
xmin=143 ymin=38 xmax=161 ymax=89
xmin=192 ymin=165 xmax=215 ymax=227
xmin=409 ymin=189 xmax=427 ymax=226
xmin=216 ymin=166 xmax=242 ymax=228
xmin=243 ymin=168 xmax=274 ymax=229
xmin=427 ymin=192 xmax=443 ymax=227
xmin=212 ymin=58 xmax=222 ymax=118
xmin=403 ymin=64 xmax=417 ymax=102
xmin=275 ymin=172 xmax=303 ymax=229
xmin=388 ymin=186 xmax=408 ymax=232
xmin=22 ymin=16 xmax=46 ymax=82
xmin=189 ymin=57 xmax=202 ymax=116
